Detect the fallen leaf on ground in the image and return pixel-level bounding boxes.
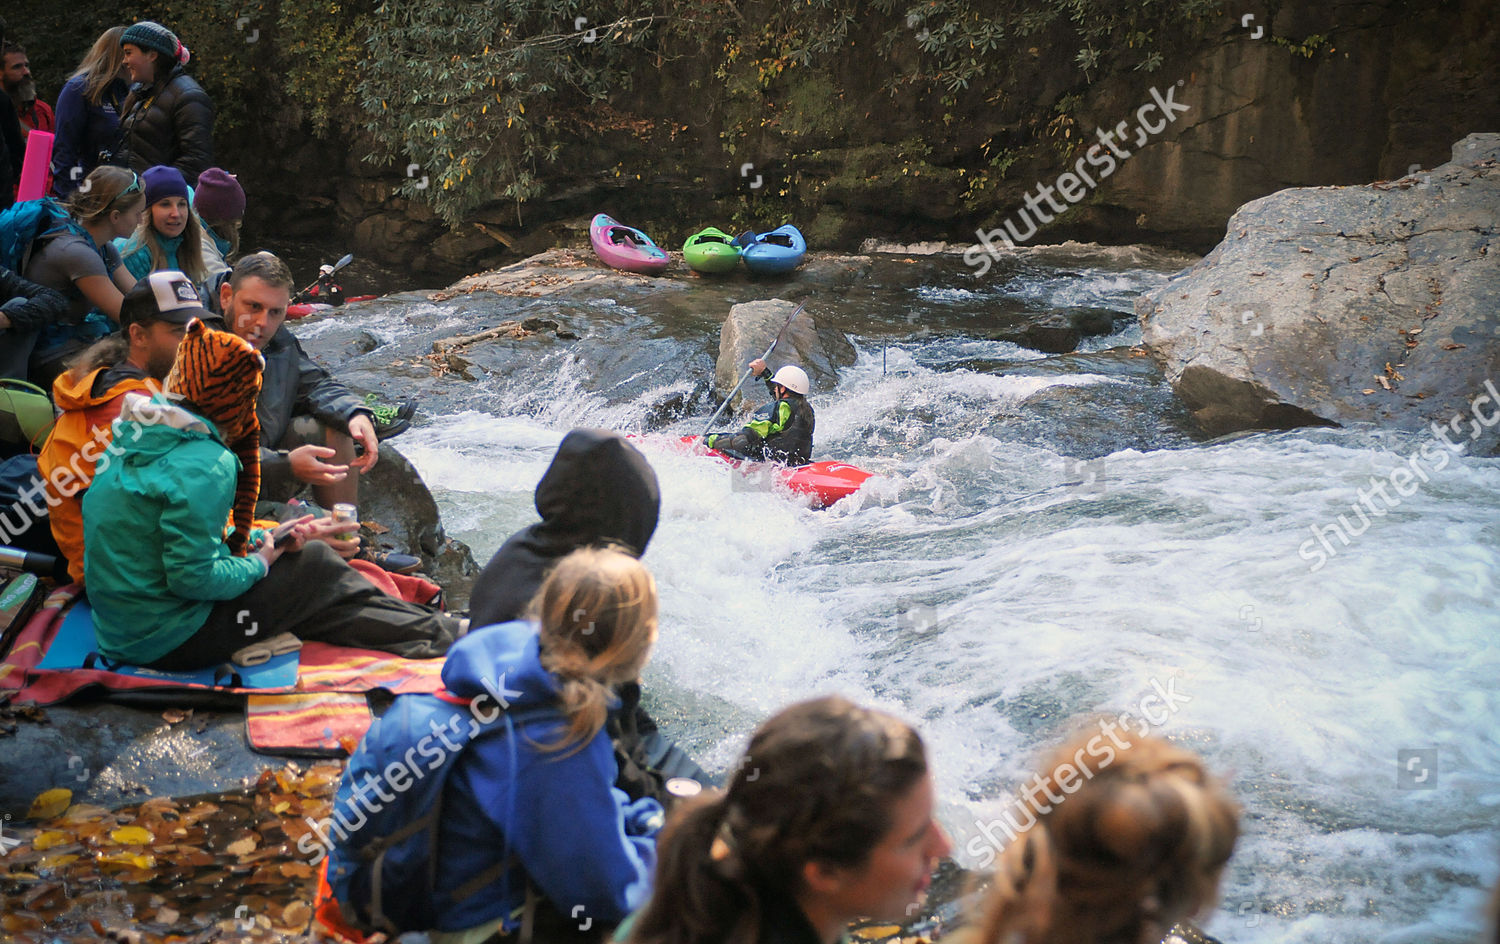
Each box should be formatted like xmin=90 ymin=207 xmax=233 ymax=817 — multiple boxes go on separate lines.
xmin=223 ymin=835 xmax=258 ymax=857
xmin=108 ymin=826 xmax=154 ymax=845
xmin=28 ymin=788 xmax=72 ymax=820
xmin=31 ymin=830 xmax=73 ymax=851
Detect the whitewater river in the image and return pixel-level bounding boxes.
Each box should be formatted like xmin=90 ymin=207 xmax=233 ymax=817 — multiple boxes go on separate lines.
xmin=303 ymin=244 xmax=1499 ymax=943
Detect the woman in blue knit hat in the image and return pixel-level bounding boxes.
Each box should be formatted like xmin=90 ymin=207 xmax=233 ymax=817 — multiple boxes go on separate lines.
xmin=115 ymin=164 xmax=208 ymax=283
xmin=115 ymin=21 xmax=214 ymax=185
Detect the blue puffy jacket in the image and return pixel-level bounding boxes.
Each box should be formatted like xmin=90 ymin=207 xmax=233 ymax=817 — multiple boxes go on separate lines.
xmin=330 ymin=620 xmax=661 ymax=933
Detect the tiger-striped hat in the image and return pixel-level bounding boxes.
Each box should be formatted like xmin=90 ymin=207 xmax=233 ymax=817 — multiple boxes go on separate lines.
xmin=166 ymin=319 xmax=265 ymax=556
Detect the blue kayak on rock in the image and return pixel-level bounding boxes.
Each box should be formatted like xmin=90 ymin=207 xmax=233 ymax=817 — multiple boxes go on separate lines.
xmin=734 ymin=224 xmax=806 ymax=274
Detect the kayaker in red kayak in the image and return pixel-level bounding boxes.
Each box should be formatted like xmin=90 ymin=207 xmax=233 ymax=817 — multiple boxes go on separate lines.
xmin=705 ymin=357 xmax=815 ymax=466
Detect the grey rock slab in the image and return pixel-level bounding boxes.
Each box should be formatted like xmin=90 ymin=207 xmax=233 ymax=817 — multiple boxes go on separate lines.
xmin=1138 ymin=133 xmax=1500 ymax=453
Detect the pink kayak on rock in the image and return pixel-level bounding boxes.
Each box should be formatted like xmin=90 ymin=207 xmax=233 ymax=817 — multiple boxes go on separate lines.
xmin=590 ymin=213 xmax=671 ymax=275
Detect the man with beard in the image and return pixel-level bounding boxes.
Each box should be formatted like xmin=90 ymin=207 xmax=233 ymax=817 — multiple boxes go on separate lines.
xmin=37 ymin=270 xmax=194 ymax=582
xmin=2 ymin=44 xmax=54 ymax=142
xmin=0 ymin=20 xmax=25 ymax=209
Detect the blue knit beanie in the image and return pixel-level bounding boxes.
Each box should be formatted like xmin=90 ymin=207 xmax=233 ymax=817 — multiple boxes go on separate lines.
xmin=142 ymin=165 xmax=189 ymax=206
xmin=121 ymin=21 xmax=190 ymax=66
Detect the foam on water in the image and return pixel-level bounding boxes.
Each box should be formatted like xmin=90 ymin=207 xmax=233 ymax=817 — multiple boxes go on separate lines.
xmin=391 ymin=250 xmax=1497 ymax=943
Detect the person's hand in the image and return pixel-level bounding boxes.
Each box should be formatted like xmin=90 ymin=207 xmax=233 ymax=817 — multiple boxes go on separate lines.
xmin=348 ymin=414 xmax=379 ymax=473
xmin=749 ymin=358 xmax=767 ymax=375
xmin=0 ymin=311 xmax=11 ymax=331
xmin=253 ymin=514 xmax=316 ymax=566
xmin=288 ymin=444 xmax=349 ymax=485
xmin=302 ymin=515 xmax=361 ymax=559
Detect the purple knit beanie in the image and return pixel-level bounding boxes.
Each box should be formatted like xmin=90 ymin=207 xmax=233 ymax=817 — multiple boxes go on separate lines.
xmin=142 ymin=165 xmax=189 ymax=206
xmin=193 ymin=168 xmax=246 ymax=222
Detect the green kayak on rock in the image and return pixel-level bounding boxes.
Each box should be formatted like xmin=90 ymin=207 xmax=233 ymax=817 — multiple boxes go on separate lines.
xmin=683 ymin=226 xmax=742 ymax=274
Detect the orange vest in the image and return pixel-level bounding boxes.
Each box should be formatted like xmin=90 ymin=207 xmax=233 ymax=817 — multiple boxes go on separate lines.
xmin=37 ymin=367 xmax=160 ymax=584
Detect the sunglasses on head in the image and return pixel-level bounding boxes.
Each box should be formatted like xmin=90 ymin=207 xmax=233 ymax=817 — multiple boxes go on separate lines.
xmin=107 ymin=171 xmax=142 ymax=207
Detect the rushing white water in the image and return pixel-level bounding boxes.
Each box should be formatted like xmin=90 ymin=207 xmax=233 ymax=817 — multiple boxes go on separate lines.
xmin=391 ymin=252 xmax=1499 ymax=944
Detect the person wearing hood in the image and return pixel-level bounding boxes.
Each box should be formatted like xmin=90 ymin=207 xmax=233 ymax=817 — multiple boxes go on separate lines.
xmin=113 ymin=20 xmax=213 ymax=185
xmin=37 ymin=270 xmax=191 ymax=582
xmin=467 ymin=429 xmax=701 ymax=804
xmin=469 ymin=429 xmax=660 ymax=627
xmin=82 ymin=315 xmax=460 ymax=670
xmin=319 ymin=547 xmax=663 ymax=940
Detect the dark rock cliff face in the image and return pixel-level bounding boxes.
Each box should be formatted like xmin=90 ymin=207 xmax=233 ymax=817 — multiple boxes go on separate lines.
xmin=231 ymin=0 xmax=1498 ymax=281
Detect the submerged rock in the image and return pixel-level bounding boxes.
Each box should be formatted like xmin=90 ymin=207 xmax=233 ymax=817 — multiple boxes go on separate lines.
xmin=1138 ymin=134 xmax=1500 ymax=453
xmin=715 ymin=298 xmax=857 ymax=411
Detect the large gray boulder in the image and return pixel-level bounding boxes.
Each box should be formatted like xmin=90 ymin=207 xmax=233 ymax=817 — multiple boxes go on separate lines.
xmin=1138 ymin=133 xmax=1500 ymax=455
xmin=360 ymin=444 xmax=478 ymax=607
xmin=715 ymin=299 xmax=855 ymax=411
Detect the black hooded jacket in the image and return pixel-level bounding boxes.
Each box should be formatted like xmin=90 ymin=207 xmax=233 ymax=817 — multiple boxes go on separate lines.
xmin=467 ymin=429 xmax=700 ymax=805
xmin=469 ymin=428 xmax=660 ymax=626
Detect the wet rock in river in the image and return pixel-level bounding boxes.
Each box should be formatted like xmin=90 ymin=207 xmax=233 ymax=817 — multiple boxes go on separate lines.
xmin=716 ymin=298 xmax=857 ymax=411
xmin=1138 ymin=133 xmax=1500 ymax=452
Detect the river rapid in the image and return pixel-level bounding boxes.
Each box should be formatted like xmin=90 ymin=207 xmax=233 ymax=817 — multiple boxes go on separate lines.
xmin=296 ymin=243 xmax=1500 ymax=944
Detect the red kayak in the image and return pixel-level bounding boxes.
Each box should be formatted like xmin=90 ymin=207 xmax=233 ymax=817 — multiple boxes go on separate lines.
xmin=669 ymin=436 xmax=873 ymax=508
xmin=287 ymin=296 xmax=378 ymax=320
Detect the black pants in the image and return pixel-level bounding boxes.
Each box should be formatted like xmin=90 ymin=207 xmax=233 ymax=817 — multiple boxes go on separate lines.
xmin=148 ymin=541 xmax=457 ymax=671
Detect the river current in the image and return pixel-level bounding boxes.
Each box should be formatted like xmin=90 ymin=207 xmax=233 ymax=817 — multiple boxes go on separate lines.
xmin=299 ymin=243 xmax=1499 ymax=943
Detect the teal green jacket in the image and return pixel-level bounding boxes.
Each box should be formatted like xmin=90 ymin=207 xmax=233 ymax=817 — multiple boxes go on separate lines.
xmin=82 ymin=392 xmax=267 ymax=664
xmin=114 ymin=231 xmax=188 ymax=282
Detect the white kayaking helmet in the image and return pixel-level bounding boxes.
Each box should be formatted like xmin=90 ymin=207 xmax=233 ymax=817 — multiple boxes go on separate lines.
xmin=319 ymin=264 xmax=335 ymax=276
xmin=770 ymin=365 xmax=810 ymax=396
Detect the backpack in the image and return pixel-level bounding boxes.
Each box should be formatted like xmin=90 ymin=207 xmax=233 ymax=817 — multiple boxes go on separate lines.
xmin=0 ymin=198 xmax=86 ymax=276
xmin=324 ymin=692 xmax=556 ymax=937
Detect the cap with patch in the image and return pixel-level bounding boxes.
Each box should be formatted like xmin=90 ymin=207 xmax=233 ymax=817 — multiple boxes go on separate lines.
xmin=120 ymin=270 xmax=213 ymax=328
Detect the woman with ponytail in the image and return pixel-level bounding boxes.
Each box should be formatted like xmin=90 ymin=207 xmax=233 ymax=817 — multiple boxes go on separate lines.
xmin=625 ymin=696 xmax=953 ymax=944
xmin=959 ymin=733 xmax=1240 ymax=944
xmin=321 ymin=546 xmax=664 ymax=941
xmin=19 ymin=164 xmax=142 ymax=385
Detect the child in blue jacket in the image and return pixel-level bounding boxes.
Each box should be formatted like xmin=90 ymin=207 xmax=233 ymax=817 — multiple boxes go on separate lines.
xmin=321 ymin=546 xmax=664 ymax=940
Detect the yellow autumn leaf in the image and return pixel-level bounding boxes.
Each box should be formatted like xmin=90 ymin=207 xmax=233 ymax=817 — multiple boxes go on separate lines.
xmin=28 ymin=788 xmax=72 ymax=820
xmin=31 ymin=830 xmax=73 ymax=850
xmin=36 ymin=852 xmax=79 ymax=869
xmin=99 ymin=851 xmax=155 ymax=869
xmin=852 ymin=926 xmax=902 ymax=940
xmin=109 ymin=826 xmax=154 ymax=845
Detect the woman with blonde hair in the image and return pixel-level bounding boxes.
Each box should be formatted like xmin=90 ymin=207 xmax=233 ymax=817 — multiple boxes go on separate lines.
xmin=320 ymin=546 xmax=665 ymax=941
xmin=116 ymin=164 xmax=206 ymax=283
xmin=50 ymin=26 xmax=129 ymax=199
xmin=19 ymin=165 xmax=142 ymax=385
xmin=962 ymin=733 xmax=1240 ymax=944
xmin=625 ymin=695 xmax=953 ymax=944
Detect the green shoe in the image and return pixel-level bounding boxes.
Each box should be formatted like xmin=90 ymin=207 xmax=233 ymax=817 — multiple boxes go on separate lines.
xmin=364 ymin=395 xmax=417 ymax=440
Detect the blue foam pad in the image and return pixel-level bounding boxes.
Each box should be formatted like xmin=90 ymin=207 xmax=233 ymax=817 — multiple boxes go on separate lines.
xmin=36 ymin=601 xmax=300 ymax=689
